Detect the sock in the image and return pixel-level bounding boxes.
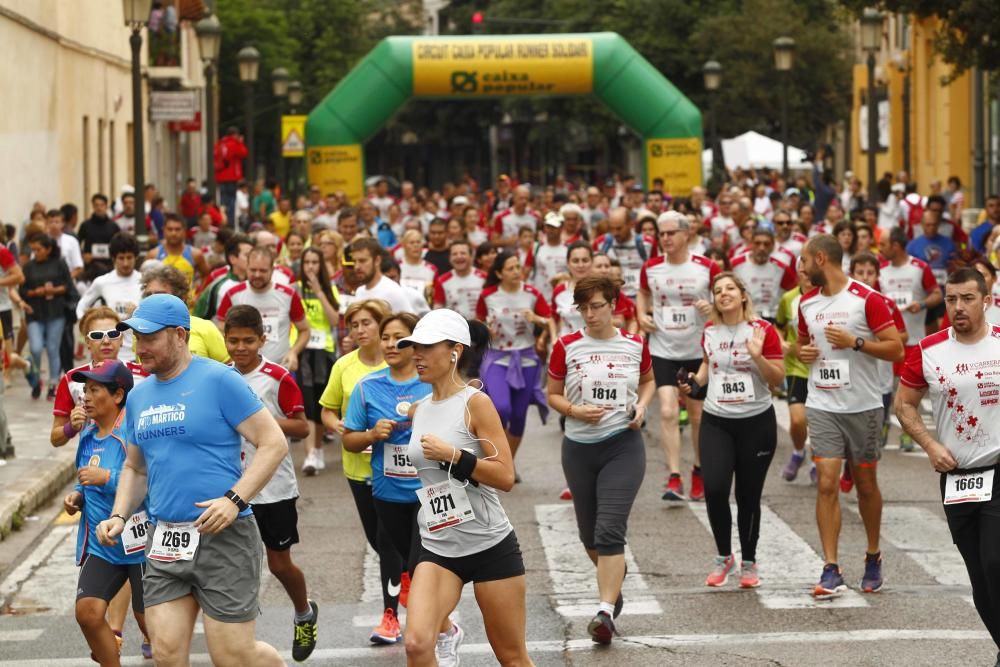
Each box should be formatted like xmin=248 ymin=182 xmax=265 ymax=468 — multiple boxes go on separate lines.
xmin=439 ymin=624 xmax=457 ymax=639
xmin=598 ymin=601 xmax=615 ymax=617
xmin=294 ymin=604 xmax=314 ymax=623
xmin=112 ymin=630 xmax=122 ymax=638
xmin=692 ymin=465 xmax=701 ymax=474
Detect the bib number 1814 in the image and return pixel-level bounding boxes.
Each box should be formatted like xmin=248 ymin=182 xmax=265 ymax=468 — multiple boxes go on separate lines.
xmin=591 ymin=386 xmax=617 ymax=401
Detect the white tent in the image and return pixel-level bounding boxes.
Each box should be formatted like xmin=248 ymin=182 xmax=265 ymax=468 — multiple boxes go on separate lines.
xmin=708 ymin=131 xmax=808 ymax=172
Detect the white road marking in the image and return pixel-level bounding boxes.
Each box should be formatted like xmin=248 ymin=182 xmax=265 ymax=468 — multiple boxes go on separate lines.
xmin=867 ymin=504 xmax=969 ymax=587
xmin=0 ymin=629 xmax=990 ymax=665
xmin=688 ymin=502 xmax=868 ymax=608
xmin=535 ymin=503 xmax=662 ymax=617
xmin=0 ymin=525 xmax=76 ymax=615
xmin=0 ymin=629 xmax=45 ymax=641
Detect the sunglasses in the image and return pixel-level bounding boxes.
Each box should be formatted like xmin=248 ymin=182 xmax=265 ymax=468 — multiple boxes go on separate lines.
xmin=87 ymin=329 xmax=123 ymax=341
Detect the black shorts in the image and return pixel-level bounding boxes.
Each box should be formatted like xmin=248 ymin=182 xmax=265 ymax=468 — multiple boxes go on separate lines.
xmin=651 ymin=356 xmax=707 ymax=399
xmin=252 ymin=498 xmax=300 ymax=551
xmin=416 ymin=530 xmax=525 ymax=584
xmin=925 ymin=301 xmax=946 ymax=324
xmin=786 ymin=375 xmax=809 ymax=405
xmin=77 ymin=553 xmax=145 ymax=612
xmin=0 ymin=310 xmax=12 ymax=341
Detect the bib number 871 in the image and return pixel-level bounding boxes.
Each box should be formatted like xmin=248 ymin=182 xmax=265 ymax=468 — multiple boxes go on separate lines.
xmin=429 ymin=493 xmax=456 ymax=514
xmin=955 ymin=476 xmax=986 ymax=492
xmin=161 ymin=530 xmax=191 ymax=549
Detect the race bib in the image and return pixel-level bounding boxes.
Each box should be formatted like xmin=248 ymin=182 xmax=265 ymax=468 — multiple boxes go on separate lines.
xmin=121 ymin=511 xmax=151 ymax=555
xmin=715 ymin=372 xmax=755 ymax=404
xmin=112 ymin=301 xmax=131 ymax=317
xmin=384 ymin=443 xmax=418 ymax=478
xmin=148 ymin=521 xmax=200 ymax=562
xmin=581 ymin=377 xmax=628 ymax=411
xmin=654 ymin=305 xmax=696 ymax=331
xmin=306 ymin=329 xmax=328 ymax=350
xmin=888 ymin=291 xmax=912 ymax=308
xmin=621 ymin=269 xmax=640 ymax=293
xmin=91 ymin=243 xmax=110 ymax=259
xmin=416 ymin=479 xmax=475 ymax=533
xmin=813 ymin=359 xmax=850 ymax=390
xmin=944 ymin=469 xmax=995 ymax=505
xmin=261 ymin=314 xmax=279 ymax=338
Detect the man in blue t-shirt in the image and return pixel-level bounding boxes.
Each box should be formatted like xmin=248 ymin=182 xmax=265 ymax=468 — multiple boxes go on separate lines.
xmin=95 ymin=294 xmax=288 ymax=667
xmin=969 ymin=195 xmax=1000 ymax=254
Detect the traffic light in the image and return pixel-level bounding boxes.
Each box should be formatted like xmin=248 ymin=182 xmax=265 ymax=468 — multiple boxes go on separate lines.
xmin=471 ymin=11 xmax=484 ymax=33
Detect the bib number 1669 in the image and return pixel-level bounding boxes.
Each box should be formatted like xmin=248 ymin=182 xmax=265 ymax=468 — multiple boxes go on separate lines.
xmin=955 ymin=476 xmax=986 ymax=492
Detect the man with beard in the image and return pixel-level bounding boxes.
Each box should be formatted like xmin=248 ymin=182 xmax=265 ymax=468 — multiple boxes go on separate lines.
xmin=731 ymin=227 xmax=797 ymax=323
xmin=351 ymin=237 xmax=418 ymax=314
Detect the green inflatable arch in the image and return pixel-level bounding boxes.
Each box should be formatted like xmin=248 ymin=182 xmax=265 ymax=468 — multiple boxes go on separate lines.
xmin=305 ymin=32 xmax=702 ymax=203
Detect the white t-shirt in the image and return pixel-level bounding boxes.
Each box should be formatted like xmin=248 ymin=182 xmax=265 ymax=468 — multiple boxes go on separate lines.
xmin=779 ymin=232 xmax=807 ymax=258
xmin=399 ymin=259 xmax=438 ymax=295
xmin=879 ymin=257 xmax=938 ymax=343
xmin=238 ymin=358 xmax=303 ymax=504
xmin=493 ymin=208 xmax=540 ymax=240
xmin=56 ymin=234 xmax=84 ymax=273
xmin=701 ymin=320 xmax=784 ymax=418
xmin=548 ymin=329 xmax=651 ymax=443
xmin=551 ymin=282 xmax=585 ymax=338
xmin=731 ymin=255 xmax=796 ymax=319
xmin=530 ymin=242 xmax=567 ymax=301
xmin=476 ymin=282 xmax=551 ymax=361
xmin=355 ymin=274 xmax=426 ymax=314
xmin=216 ymin=281 xmax=307 ymax=362
xmin=75 ymin=270 xmax=143 ymax=361
xmin=593 ymin=233 xmax=656 ymax=297
xmin=797 ymin=279 xmax=896 ymax=413
xmin=901 ymin=326 xmax=1000 ymax=468
xmin=432 ymin=269 xmax=486 ymax=319
xmin=639 ymin=253 xmax=721 ymax=360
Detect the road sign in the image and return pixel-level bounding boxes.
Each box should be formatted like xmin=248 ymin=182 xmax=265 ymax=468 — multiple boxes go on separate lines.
xmin=149 ymin=91 xmax=198 ymax=122
xmin=282 ymin=115 xmax=307 ymax=157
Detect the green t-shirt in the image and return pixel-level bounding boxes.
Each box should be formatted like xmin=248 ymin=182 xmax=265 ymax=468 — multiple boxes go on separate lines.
xmin=252 ymin=190 xmax=276 ymax=219
xmin=776 ymin=286 xmax=808 ymax=379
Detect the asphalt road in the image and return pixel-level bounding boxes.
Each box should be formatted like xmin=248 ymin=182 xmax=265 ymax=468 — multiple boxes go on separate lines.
xmin=0 ymin=398 xmax=995 ymax=666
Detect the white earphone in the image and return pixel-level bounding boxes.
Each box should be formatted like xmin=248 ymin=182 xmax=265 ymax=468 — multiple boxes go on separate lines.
xmin=451 ymin=351 xmax=458 ymax=363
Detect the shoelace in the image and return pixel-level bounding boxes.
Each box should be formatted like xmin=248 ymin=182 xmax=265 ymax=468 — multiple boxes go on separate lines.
xmin=294 ymin=621 xmax=317 ymax=645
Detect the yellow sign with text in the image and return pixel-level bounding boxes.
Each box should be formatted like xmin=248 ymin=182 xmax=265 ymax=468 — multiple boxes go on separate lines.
xmin=412 ymin=38 xmax=593 ymax=97
xmin=281 ymin=115 xmax=307 ymax=157
xmin=646 ymin=138 xmax=703 ymax=194
xmin=306 ymin=144 xmax=364 ymax=205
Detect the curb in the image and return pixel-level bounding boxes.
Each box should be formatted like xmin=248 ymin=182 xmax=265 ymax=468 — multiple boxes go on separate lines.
xmin=0 ymin=456 xmax=76 ymax=540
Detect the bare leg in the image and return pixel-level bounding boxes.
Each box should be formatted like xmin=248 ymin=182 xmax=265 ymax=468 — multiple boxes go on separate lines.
xmin=657 ymin=386 xmax=681 ymax=475
xmin=815 ymin=458 xmax=843 ymax=564
xmin=144 ymin=595 xmax=199 ymax=667
xmin=475 ymin=577 xmax=534 ymax=666
xmin=203 ymin=614 xmax=284 ymax=667
xmin=851 ymin=462 xmax=883 ymax=554
xmin=405 ymin=562 xmax=464 ymax=667
xmin=76 ymin=597 xmax=120 ymax=667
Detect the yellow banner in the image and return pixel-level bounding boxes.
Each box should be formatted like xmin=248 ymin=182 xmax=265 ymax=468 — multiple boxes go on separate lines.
xmin=306 ymin=144 xmax=364 ymax=205
xmin=281 ymin=115 xmax=307 ymax=157
xmin=646 ymin=138 xmax=703 ymax=195
xmin=412 ymin=37 xmax=593 ymax=97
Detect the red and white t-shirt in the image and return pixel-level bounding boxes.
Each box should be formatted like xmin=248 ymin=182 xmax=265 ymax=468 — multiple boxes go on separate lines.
xmin=780 ymin=232 xmax=807 ymax=259
xmin=476 ymin=282 xmax=551 ymax=362
xmin=53 ymin=361 xmax=149 ymax=417
xmin=731 ymin=254 xmax=797 ymax=319
xmin=879 ymin=257 xmax=938 ymax=343
xmin=433 ymin=269 xmax=486 ymax=319
xmin=216 ymin=281 xmax=306 ymax=363
xmin=548 ymin=329 xmax=651 ymax=443
xmin=877 ymin=292 xmax=907 ymax=390
xmin=900 ymin=326 xmax=1000 ymax=468
xmin=237 ymin=358 xmax=305 ymax=504
xmin=399 ymin=259 xmax=438 ymax=294
xmin=701 ymin=320 xmax=784 ymax=418
xmin=551 ymin=282 xmax=585 ymax=338
xmin=530 ymin=242 xmax=567 ymax=301
xmin=0 ymin=247 xmax=17 ymax=312
xmin=591 ymin=233 xmax=657 ymax=297
xmin=639 ymin=253 xmax=721 ymax=360
xmin=797 ymin=279 xmax=896 ymax=413
xmin=492 ymin=208 xmax=540 ymax=241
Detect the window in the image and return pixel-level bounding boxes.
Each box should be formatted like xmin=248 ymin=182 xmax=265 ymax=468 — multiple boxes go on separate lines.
xmin=82 ymin=116 xmax=90 ymax=203
xmin=98 ymin=119 xmax=105 ymax=193
xmin=109 ymin=120 xmax=116 ymax=193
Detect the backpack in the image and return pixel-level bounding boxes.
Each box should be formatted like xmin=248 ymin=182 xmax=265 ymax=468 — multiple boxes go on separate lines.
xmin=600 ymin=234 xmax=648 ymax=262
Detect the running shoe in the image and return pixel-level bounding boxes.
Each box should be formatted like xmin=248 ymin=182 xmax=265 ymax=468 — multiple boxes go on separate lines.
xmin=782 ymin=451 xmax=805 ymax=481
xmin=689 ymin=468 xmax=705 ymax=501
xmin=399 ymin=571 xmax=411 ymax=608
xmin=739 ymin=561 xmax=760 ymax=588
xmin=900 ymin=433 xmax=915 ymax=452
xmin=436 ymin=621 xmax=464 ymax=667
xmin=25 ymin=356 xmax=39 ymax=395
xmin=322 ymin=430 xmax=336 ymax=444
xmin=559 ymin=487 xmax=573 ymax=500
xmin=316 ymin=447 xmax=326 ymax=471
xmin=46 ymin=386 xmax=55 ymax=401
xmin=661 ymin=474 xmax=686 ymax=501
xmin=861 ymin=552 xmax=883 ymax=593
xmin=809 ymin=462 xmax=818 ymax=485
xmin=679 ymin=407 xmax=689 ymax=427
xmin=814 ymin=563 xmax=847 ymax=599
xmin=705 ymin=554 xmax=735 ymax=587
xmin=293 ymin=600 xmax=319 ymax=660
xmin=839 ymin=464 xmax=854 ymax=493
xmin=302 ymin=451 xmax=318 ymax=476
xmin=587 ymin=611 xmax=616 ymax=645
xmin=369 ymin=607 xmax=401 ymax=645
xmin=142 ymin=638 xmax=152 ymax=660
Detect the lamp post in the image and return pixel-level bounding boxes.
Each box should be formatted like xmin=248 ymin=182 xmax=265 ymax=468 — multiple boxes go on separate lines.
xmin=773 ymin=36 xmax=795 ymax=181
xmin=702 ymin=60 xmax=722 ymax=185
xmin=271 ymin=67 xmax=289 ymax=193
xmin=237 ymin=46 xmax=261 ymax=183
xmin=893 ymin=52 xmax=912 ymax=177
xmin=287 ymin=81 xmax=303 ymax=198
xmin=195 ymin=13 xmax=222 ymax=203
xmin=973 ymin=67 xmax=985 ymax=207
xmin=860 ymin=8 xmax=883 ymax=206
xmin=122 ymin=0 xmax=152 ymax=241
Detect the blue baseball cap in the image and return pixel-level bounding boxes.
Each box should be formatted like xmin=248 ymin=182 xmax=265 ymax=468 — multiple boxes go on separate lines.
xmin=117 ymin=294 xmax=190 ymax=334
xmin=71 ymin=359 xmax=134 ymax=392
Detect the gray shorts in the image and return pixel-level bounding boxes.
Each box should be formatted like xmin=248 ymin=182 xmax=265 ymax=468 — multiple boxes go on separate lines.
xmin=143 ymin=515 xmax=262 ymax=623
xmin=806 ymin=407 xmax=883 ymax=465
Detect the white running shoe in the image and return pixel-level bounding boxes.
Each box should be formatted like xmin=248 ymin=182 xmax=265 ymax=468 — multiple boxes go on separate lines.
xmin=435 ymin=621 xmax=464 ymax=667
xmin=302 ymin=450 xmax=318 ymax=476
xmin=316 ymin=447 xmax=326 ymax=471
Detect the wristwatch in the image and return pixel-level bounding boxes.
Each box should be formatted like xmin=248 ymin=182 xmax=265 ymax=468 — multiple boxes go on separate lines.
xmin=853 ymin=336 xmax=865 ymax=352
xmin=224 ymin=489 xmax=249 ymax=512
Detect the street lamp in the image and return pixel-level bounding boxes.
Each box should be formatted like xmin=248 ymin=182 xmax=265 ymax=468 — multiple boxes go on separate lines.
xmin=893 ymin=52 xmax=911 ymax=178
xmin=271 ymin=67 xmax=290 ymax=194
xmin=237 ymin=46 xmax=260 ymax=184
xmin=702 ymin=60 xmax=722 ymax=184
xmin=860 ymin=8 xmax=883 ymax=206
xmin=773 ymin=36 xmax=795 ymax=180
xmin=122 ymin=0 xmax=151 ymax=241
xmin=287 ymin=81 xmax=303 ymax=198
xmin=195 ymin=13 xmax=222 ymax=203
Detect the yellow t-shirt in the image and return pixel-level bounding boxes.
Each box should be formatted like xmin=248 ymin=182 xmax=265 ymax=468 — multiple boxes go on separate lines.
xmin=318 ymin=349 xmax=386 ymax=482
xmin=269 ymin=210 xmax=291 ymax=239
xmin=189 ymin=316 xmax=229 ymax=363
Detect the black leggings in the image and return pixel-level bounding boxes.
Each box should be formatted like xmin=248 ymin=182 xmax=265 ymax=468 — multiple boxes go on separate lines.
xmin=699 ymin=406 xmax=777 ymax=563
xmin=374 ymin=498 xmax=421 ymax=579
xmin=347 ymin=479 xmax=403 ymax=611
xmin=562 ymin=429 xmax=645 ymax=556
xmin=942 ymin=470 xmax=1000 ymax=648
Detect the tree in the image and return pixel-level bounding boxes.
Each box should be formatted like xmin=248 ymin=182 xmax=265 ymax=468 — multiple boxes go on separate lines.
xmin=837 ymin=0 xmax=1000 ymax=78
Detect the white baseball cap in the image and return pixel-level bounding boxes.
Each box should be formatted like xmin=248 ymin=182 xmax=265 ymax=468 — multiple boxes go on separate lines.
xmin=544 ymin=212 xmax=563 ymax=228
xmin=397 ymin=309 xmax=471 ymax=348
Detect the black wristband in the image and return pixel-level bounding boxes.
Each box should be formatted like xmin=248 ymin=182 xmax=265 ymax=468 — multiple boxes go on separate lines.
xmin=110 ymin=513 xmax=127 ymax=525
xmin=454 ymin=449 xmax=478 ymax=481
xmin=224 ymin=489 xmax=249 ymax=512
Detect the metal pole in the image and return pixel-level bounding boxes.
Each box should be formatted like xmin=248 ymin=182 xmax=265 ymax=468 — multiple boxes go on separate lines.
xmin=244 ymin=83 xmax=255 ymax=184
xmin=277 ymin=99 xmax=285 ymax=194
xmin=781 ymin=75 xmax=789 ymax=181
xmin=205 ymin=62 xmax=216 ymax=202
xmin=867 ymin=52 xmax=878 ymax=206
xmin=974 ymin=67 xmax=986 ymax=207
xmin=130 ymin=29 xmax=147 ymax=240
xmin=902 ymin=70 xmax=911 ymax=177
xmin=710 ymin=97 xmax=720 ymax=184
